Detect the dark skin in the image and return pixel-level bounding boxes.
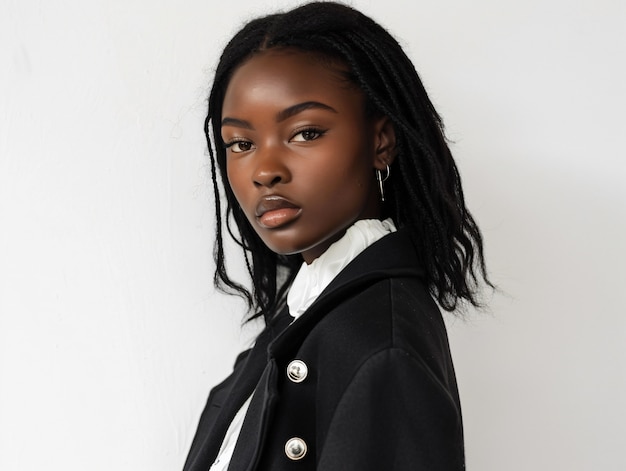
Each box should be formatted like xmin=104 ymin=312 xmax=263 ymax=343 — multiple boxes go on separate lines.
xmin=221 ymin=49 xmax=396 ymax=264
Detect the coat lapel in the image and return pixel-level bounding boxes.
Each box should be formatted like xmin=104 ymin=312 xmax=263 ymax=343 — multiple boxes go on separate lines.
xmin=226 ymin=358 xmax=280 ymax=471
xmin=184 ymin=309 xmax=291 ymax=471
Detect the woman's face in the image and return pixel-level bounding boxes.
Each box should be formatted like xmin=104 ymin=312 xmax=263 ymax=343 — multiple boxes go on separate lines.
xmin=221 ymin=49 xmax=394 ymax=263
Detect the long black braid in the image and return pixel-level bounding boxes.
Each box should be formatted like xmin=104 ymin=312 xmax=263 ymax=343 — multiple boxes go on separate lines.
xmin=206 ymin=2 xmax=492 ymax=322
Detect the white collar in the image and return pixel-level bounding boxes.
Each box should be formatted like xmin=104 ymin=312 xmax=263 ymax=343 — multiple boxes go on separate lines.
xmin=287 ymin=218 xmax=396 ymax=320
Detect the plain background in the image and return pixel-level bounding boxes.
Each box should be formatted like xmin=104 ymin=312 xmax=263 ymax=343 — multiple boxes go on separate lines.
xmin=1 ymin=0 xmax=624 ymax=469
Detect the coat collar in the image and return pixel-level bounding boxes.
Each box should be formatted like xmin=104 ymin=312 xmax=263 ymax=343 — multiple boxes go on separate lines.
xmin=268 ymin=229 xmax=424 ymax=358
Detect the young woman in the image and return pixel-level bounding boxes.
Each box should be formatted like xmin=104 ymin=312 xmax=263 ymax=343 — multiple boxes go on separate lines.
xmin=184 ymin=2 xmax=491 ymax=470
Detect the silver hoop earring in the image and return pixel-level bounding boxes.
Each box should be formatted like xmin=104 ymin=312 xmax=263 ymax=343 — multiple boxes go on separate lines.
xmin=376 ymin=165 xmax=390 ymax=202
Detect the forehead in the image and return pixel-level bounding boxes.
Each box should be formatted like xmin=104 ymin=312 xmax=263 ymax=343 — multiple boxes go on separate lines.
xmin=222 ymin=49 xmax=364 ymax=115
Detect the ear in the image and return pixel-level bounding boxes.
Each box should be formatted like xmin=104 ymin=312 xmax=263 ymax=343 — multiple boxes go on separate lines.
xmin=372 ymin=116 xmax=397 ymax=170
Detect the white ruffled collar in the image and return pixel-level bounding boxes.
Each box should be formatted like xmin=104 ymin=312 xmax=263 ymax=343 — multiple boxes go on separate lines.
xmin=287 ymin=218 xmax=396 ymax=320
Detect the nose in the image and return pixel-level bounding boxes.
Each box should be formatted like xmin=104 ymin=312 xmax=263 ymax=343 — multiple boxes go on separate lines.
xmin=253 ymin=147 xmax=290 ymax=188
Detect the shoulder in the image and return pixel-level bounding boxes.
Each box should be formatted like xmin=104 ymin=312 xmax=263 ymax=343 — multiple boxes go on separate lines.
xmin=305 ymin=275 xmax=451 ymax=370
xmin=293 ymin=273 xmax=460 ymax=406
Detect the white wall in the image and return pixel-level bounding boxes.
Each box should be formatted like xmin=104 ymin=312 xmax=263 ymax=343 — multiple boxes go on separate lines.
xmin=1 ymin=1 xmax=624 ymax=469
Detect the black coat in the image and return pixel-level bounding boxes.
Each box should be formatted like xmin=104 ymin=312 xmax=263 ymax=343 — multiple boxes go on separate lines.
xmin=184 ymin=230 xmax=464 ymax=470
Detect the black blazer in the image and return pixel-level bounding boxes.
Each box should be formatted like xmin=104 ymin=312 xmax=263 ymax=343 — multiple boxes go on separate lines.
xmin=184 ymin=230 xmax=464 ymax=470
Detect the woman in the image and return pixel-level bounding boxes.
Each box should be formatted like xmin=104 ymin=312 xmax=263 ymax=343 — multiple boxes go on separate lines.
xmin=185 ymin=2 xmax=490 ymax=470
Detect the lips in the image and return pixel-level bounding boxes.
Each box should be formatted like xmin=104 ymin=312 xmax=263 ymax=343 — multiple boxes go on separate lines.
xmin=255 ymin=195 xmax=301 ymax=229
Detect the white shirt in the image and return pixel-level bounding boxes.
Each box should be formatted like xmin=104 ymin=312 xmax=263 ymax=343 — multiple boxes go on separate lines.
xmin=287 ymin=218 xmax=397 ymax=320
xmin=208 ymin=395 xmax=252 ymax=471
xmin=208 ymin=218 xmax=396 ymax=470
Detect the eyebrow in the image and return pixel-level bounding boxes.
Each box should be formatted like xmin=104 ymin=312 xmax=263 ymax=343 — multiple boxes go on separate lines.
xmin=276 ymin=101 xmax=337 ymax=122
xmin=221 ymin=117 xmax=253 ymax=129
xmin=221 ymin=101 xmax=337 ymax=129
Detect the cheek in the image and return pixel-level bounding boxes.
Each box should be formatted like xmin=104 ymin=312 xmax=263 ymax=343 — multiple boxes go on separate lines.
xmin=295 ymin=159 xmax=372 ymax=217
xmin=322 ymin=149 xmax=374 ymax=196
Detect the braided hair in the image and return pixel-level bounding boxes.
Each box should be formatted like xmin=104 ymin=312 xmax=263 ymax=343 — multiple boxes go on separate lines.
xmin=206 ymin=1 xmax=492 ymax=322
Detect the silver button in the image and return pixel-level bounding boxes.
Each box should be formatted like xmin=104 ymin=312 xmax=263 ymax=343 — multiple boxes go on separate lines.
xmin=287 ymin=359 xmax=308 ymax=383
xmin=284 ymin=437 xmax=307 ymax=460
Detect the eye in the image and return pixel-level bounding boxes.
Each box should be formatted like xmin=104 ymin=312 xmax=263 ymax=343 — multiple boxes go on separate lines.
xmin=224 ymin=139 xmax=254 ymax=153
xmin=290 ymin=127 xmax=326 ymax=142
